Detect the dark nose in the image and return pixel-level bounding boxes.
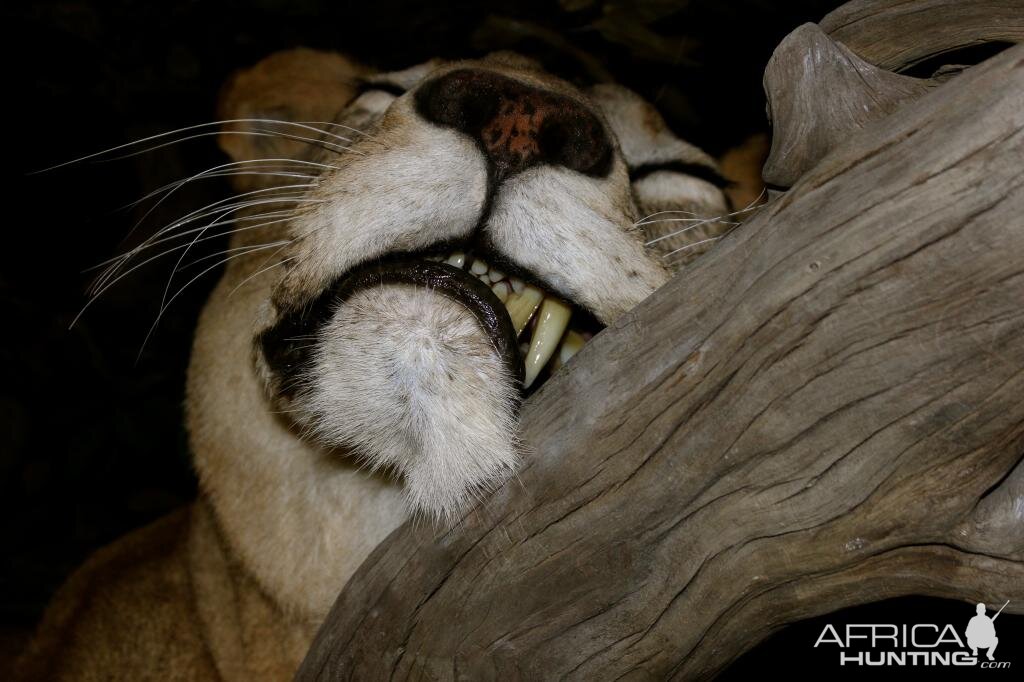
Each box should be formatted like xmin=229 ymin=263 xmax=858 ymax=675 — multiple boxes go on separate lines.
xmin=415 ymin=69 xmax=612 ymax=181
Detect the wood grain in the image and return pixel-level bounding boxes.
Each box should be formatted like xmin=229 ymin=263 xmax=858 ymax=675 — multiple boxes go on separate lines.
xmin=820 ymin=0 xmax=1024 ymax=71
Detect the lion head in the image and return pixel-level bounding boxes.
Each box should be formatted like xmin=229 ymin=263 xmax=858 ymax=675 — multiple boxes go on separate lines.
xmin=171 ymin=48 xmax=732 ymax=618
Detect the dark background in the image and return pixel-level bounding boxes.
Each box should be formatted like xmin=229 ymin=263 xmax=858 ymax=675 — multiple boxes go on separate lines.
xmin=3 ymin=0 xmax=1020 ymax=678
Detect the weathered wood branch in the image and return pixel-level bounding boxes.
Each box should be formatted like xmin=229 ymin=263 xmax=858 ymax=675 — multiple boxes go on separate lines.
xmin=820 ymin=0 xmax=1024 ymax=72
xmin=762 ymin=23 xmax=942 ymax=188
xmin=298 ymin=40 xmax=1024 ymax=682
xmin=765 ymin=0 xmax=1024 ymax=189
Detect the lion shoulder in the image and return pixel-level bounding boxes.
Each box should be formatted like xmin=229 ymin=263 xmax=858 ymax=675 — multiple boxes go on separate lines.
xmin=13 ymin=506 xmax=218 ymax=681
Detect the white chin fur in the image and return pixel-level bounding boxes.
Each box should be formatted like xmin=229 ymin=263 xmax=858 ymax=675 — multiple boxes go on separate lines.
xmin=298 ymin=283 xmax=521 ymax=523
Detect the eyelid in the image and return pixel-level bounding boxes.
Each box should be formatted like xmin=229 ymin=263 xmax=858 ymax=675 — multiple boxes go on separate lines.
xmin=355 ymin=80 xmax=407 ymax=97
xmin=628 ymin=161 xmax=729 ymax=188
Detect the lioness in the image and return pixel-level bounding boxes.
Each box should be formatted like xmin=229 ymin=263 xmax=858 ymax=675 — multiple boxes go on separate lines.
xmin=17 ymin=48 xmax=753 ymax=679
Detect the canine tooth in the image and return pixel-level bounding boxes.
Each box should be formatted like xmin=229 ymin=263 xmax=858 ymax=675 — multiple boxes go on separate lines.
xmin=549 ymin=329 xmax=586 ymax=372
xmin=471 ymin=258 xmax=488 ymax=275
xmin=503 ymin=284 xmax=544 ymax=335
xmin=559 ymin=330 xmax=586 ymax=365
xmin=509 ymin=276 xmax=525 ymax=294
xmin=488 ymin=268 xmax=505 ymax=283
xmin=491 ymin=281 xmax=510 ymax=302
xmin=446 ymin=251 xmax=466 ymax=268
xmin=523 ymin=297 xmax=572 ymax=388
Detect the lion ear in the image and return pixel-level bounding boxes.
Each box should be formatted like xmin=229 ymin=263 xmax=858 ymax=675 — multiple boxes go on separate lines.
xmin=216 ymin=48 xmax=370 ymax=187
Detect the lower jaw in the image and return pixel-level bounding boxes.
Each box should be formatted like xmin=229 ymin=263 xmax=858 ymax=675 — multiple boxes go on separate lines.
xmin=421 ymin=248 xmax=602 ymax=393
xmin=259 ymin=249 xmax=602 ymax=401
xmin=324 ymin=258 xmax=523 ymax=386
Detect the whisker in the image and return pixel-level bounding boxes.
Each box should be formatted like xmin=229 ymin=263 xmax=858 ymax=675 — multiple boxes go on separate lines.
xmin=88 ymin=206 xmax=297 ymax=290
xmin=661 ymin=220 xmax=745 ymax=261
xmin=743 ymin=187 xmax=768 ymax=210
xmin=661 ymin=235 xmax=724 ymax=259
xmin=87 ymin=211 xmax=301 ymax=299
xmin=228 ymin=254 xmax=296 ymax=298
xmin=92 ymin=190 xmax=318 ymax=294
xmin=243 ymin=119 xmax=362 ymax=144
xmin=101 ymin=130 xmax=362 ymax=165
xmin=128 ymin=184 xmax=317 ymax=253
xmin=136 ymin=240 xmax=293 ymax=360
xmin=297 ymin=120 xmax=389 ymax=147
xmin=72 ymin=237 xmax=287 ymax=330
xmin=633 ymin=187 xmax=769 ymax=229
xmin=156 ymin=182 xmax=316 ymax=312
xmin=635 ymin=207 xmax=753 ymax=228
xmin=120 ymin=164 xmax=321 ymax=212
xmin=644 ymin=217 xmax=736 ymax=246
xmin=159 ymin=205 xmax=262 ymax=311
xmin=634 ymin=208 xmax=701 ymax=224
xmin=658 ymin=193 xmax=764 ymax=260
xmin=123 ymin=174 xmax=316 ymax=248
xmin=86 ymin=210 xmax=297 ymax=272
xmin=639 ymin=217 xmax=741 ymax=226
xmin=32 ymin=118 xmax=365 ymax=174
xmin=137 ymin=193 xmax=315 ymax=251
xmin=178 ymin=240 xmax=291 ymax=271
xmin=655 ymin=194 xmax=767 ymax=261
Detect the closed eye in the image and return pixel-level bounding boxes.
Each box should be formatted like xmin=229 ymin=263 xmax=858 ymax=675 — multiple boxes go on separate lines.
xmin=356 ymin=80 xmax=408 ymax=97
xmin=628 ymin=161 xmax=729 ymax=189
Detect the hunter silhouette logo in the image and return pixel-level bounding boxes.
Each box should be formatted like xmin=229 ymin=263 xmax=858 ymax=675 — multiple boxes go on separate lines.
xmin=814 ymin=600 xmax=1013 ymax=669
xmin=966 ymin=601 xmax=1008 ymax=662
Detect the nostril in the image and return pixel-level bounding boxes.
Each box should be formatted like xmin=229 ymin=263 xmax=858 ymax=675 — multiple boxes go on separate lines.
xmin=415 ymin=71 xmax=500 ymax=134
xmin=461 ymin=91 xmax=501 ymax=133
xmin=537 ymin=114 xmax=612 ymax=177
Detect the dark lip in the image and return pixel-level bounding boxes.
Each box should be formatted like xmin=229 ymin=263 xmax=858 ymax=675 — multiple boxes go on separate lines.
xmin=258 ymin=254 xmax=523 ymax=400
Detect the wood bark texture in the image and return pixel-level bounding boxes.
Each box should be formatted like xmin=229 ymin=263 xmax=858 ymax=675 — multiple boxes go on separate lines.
xmin=820 ymin=0 xmax=1024 ymax=72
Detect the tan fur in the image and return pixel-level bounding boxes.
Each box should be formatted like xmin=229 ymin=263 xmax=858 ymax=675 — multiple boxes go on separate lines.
xmin=719 ymin=132 xmax=770 ymax=210
xmin=216 ymin=48 xmax=368 ymax=190
xmin=14 ymin=502 xmax=316 ymax=681
xmin=18 ymin=48 xmax=737 ymax=679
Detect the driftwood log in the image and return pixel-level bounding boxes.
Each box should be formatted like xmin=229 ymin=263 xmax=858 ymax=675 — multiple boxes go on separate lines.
xmin=819 ymin=0 xmax=1024 ymax=72
xmin=764 ymin=0 xmax=1024 ymax=188
xmin=297 ymin=7 xmax=1024 ymax=681
xmin=761 ymin=23 xmax=941 ymax=188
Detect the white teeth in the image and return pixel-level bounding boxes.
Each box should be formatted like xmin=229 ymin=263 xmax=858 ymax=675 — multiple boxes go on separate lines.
xmin=523 ymin=297 xmax=572 ymax=388
xmin=431 ymin=250 xmax=589 ymax=389
xmin=502 ymin=284 xmax=544 ymax=335
xmin=491 ymin=281 xmax=509 ymax=302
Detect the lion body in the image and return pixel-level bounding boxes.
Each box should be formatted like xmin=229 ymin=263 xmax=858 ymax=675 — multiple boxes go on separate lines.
xmin=15 ymin=502 xmax=314 ymax=680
